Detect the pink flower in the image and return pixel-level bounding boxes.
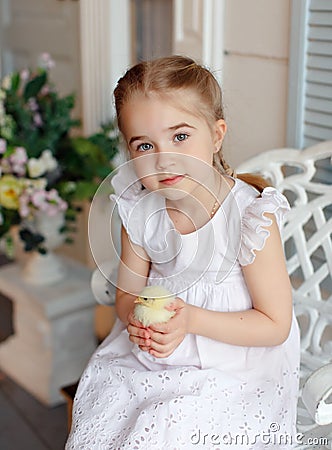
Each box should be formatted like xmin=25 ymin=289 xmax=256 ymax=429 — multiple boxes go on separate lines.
xmin=46 ymin=189 xmax=58 ymax=201
xmin=12 ymin=164 xmax=26 ymax=176
xmin=28 ymin=98 xmax=38 ymax=112
xmin=19 ymin=193 xmax=30 ymax=218
xmin=9 ymin=147 xmax=28 ymax=176
xmin=0 ymin=139 xmax=6 ymax=154
xmin=41 ymin=85 xmax=50 ymax=96
xmin=10 ymin=147 xmax=28 ymax=165
xmin=39 ymin=53 xmax=55 ymax=70
xmin=31 ymin=190 xmax=46 ymax=208
xmin=29 ymin=188 xmax=68 ymax=216
xmin=44 ymin=203 xmax=60 ymax=217
xmin=58 ymin=199 xmax=68 ymax=211
xmin=20 ymin=69 xmax=30 ymax=82
xmin=33 ymin=113 xmax=43 ymax=127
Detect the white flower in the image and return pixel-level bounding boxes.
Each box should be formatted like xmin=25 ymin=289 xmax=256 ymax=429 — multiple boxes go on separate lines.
xmin=28 ymin=158 xmax=47 ymax=178
xmin=40 ymin=149 xmax=58 ymax=171
xmin=22 ymin=177 xmax=47 ymax=192
xmin=33 ymin=178 xmax=48 ymax=190
xmin=1 ymin=75 xmax=11 ymax=90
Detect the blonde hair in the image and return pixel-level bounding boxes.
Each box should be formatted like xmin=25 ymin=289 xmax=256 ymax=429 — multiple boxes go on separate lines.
xmin=114 ymin=55 xmax=269 ymax=193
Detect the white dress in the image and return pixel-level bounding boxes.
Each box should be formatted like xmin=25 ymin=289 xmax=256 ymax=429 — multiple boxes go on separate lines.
xmin=66 ymin=163 xmax=300 ymax=450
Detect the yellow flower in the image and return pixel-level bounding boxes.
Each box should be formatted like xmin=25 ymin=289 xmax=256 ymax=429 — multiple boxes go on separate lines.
xmin=0 ymin=175 xmax=22 ymax=209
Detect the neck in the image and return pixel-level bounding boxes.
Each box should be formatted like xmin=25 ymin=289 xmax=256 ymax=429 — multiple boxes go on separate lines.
xmin=165 ymin=169 xmax=222 ymax=232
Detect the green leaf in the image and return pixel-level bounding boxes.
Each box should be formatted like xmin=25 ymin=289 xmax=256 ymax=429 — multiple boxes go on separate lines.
xmin=73 ymin=181 xmax=98 ymax=200
xmin=71 ymin=137 xmax=101 ymax=159
xmin=65 ymin=209 xmax=77 ymax=221
xmin=11 ymin=73 xmax=21 ymax=92
xmin=23 ymin=71 xmax=47 ymax=101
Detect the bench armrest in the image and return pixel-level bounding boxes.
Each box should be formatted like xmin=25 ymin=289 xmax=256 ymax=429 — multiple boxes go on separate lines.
xmin=91 ymin=261 xmax=118 ymax=306
xmin=302 ymin=363 xmax=332 ymax=426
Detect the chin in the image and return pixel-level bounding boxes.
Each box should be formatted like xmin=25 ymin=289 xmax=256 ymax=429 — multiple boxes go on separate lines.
xmin=158 ymin=187 xmax=190 ymax=201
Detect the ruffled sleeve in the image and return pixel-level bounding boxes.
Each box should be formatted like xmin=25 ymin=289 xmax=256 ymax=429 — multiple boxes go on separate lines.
xmin=238 ymin=187 xmax=290 ymax=266
xmin=109 ymin=161 xmax=146 ymax=247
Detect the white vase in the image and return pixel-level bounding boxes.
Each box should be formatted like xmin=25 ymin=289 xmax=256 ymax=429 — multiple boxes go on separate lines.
xmin=22 ymin=211 xmax=66 ymax=285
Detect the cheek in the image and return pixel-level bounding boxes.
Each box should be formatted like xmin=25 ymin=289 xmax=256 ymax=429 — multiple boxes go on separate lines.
xmin=132 ymin=155 xmax=157 ymax=181
xmin=185 ymin=156 xmax=213 ymax=182
xmin=140 ymin=175 xmax=156 ymax=190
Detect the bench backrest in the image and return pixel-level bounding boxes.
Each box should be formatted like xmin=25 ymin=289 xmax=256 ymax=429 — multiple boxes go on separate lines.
xmin=237 ymin=141 xmax=332 ymax=375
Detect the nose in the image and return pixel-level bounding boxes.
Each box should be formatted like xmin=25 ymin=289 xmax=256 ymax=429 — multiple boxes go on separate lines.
xmin=156 ymin=151 xmax=176 ymax=171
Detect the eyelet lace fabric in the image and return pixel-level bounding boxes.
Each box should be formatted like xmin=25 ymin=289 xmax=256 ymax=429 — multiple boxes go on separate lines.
xmin=66 ymin=169 xmax=300 ymax=450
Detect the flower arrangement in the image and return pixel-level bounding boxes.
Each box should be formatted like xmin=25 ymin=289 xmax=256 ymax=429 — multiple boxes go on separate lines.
xmin=0 ymin=53 xmax=119 ymax=255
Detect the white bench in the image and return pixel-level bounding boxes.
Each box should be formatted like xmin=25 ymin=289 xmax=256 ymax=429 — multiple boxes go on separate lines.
xmin=237 ymin=140 xmax=332 ymax=449
xmin=91 ymin=140 xmax=332 ymax=448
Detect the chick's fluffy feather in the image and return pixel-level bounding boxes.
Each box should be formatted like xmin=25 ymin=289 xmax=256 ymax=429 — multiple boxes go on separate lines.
xmin=133 ymin=285 xmax=175 ymax=327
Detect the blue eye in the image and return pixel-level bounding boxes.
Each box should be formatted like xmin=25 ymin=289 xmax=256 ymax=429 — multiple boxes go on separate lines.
xmin=174 ymin=133 xmax=188 ymax=142
xmin=137 ymin=143 xmax=153 ymax=152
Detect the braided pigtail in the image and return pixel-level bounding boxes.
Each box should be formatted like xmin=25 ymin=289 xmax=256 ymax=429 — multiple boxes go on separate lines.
xmin=220 ymin=154 xmax=237 ymax=178
xmin=214 ymin=150 xmax=270 ymax=193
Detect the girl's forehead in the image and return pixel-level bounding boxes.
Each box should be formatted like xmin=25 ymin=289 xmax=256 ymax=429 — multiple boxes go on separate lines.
xmin=126 ymin=91 xmax=195 ymax=111
xmin=121 ymin=91 xmax=206 ymax=126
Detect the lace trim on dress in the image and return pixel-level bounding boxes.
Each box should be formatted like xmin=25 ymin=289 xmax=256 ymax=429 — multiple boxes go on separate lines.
xmin=238 ymin=187 xmax=290 ymax=266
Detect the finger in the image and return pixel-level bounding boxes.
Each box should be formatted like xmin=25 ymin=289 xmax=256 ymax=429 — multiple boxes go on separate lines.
xmin=149 ymin=330 xmax=176 ymax=345
xmin=129 ymin=334 xmax=151 ymax=347
xmin=139 ymin=345 xmax=150 ymax=352
xmin=149 ymin=338 xmax=167 ymax=353
xmin=148 ymin=322 xmax=172 ymax=333
xmin=148 ymin=338 xmax=175 ymax=354
xmin=127 ymin=324 xmax=150 ymax=339
xmin=148 ymin=310 xmax=183 ymax=332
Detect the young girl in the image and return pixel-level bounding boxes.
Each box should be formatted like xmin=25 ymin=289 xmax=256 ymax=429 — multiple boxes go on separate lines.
xmin=66 ymin=56 xmax=300 ymax=449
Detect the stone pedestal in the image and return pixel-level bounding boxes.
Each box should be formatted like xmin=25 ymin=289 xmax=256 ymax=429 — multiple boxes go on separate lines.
xmin=0 ymin=256 xmax=97 ymax=406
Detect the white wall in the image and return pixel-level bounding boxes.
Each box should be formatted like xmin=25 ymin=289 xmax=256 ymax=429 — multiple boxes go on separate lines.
xmin=221 ymin=0 xmax=291 ymax=168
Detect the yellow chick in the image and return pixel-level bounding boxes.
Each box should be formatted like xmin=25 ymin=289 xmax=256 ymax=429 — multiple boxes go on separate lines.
xmin=133 ymin=285 xmax=176 ymax=327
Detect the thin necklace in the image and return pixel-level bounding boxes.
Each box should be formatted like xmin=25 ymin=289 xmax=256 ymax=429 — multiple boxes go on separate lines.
xmin=210 ymin=175 xmax=222 ymax=218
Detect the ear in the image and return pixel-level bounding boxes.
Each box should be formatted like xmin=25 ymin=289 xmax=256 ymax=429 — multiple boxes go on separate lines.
xmin=213 ymin=119 xmax=227 ymax=152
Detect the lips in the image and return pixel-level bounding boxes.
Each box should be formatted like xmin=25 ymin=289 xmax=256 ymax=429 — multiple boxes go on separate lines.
xmin=160 ymin=175 xmax=185 ymax=186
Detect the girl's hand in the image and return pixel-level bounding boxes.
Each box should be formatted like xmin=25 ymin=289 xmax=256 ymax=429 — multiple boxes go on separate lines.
xmin=127 ymin=310 xmax=151 ymax=352
xmin=147 ymin=297 xmax=189 ymax=358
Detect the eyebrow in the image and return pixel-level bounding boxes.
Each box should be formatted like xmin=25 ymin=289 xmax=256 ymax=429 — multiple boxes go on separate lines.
xmin=129 ymin=135 xmax=148 ymax=145
xmin=128 ymin=123 xmax=196 ymax=145
xmin=168 ymin=122 xmax=196 ymax=131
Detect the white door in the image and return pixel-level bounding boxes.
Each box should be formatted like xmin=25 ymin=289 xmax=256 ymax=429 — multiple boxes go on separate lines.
xmin=0 ymin=0 xmax=82 ymax=118
xmin=172 ymin=0 xmax=225 ymax=79
xmin=131 ymin=0 xmax=224 ymax=78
